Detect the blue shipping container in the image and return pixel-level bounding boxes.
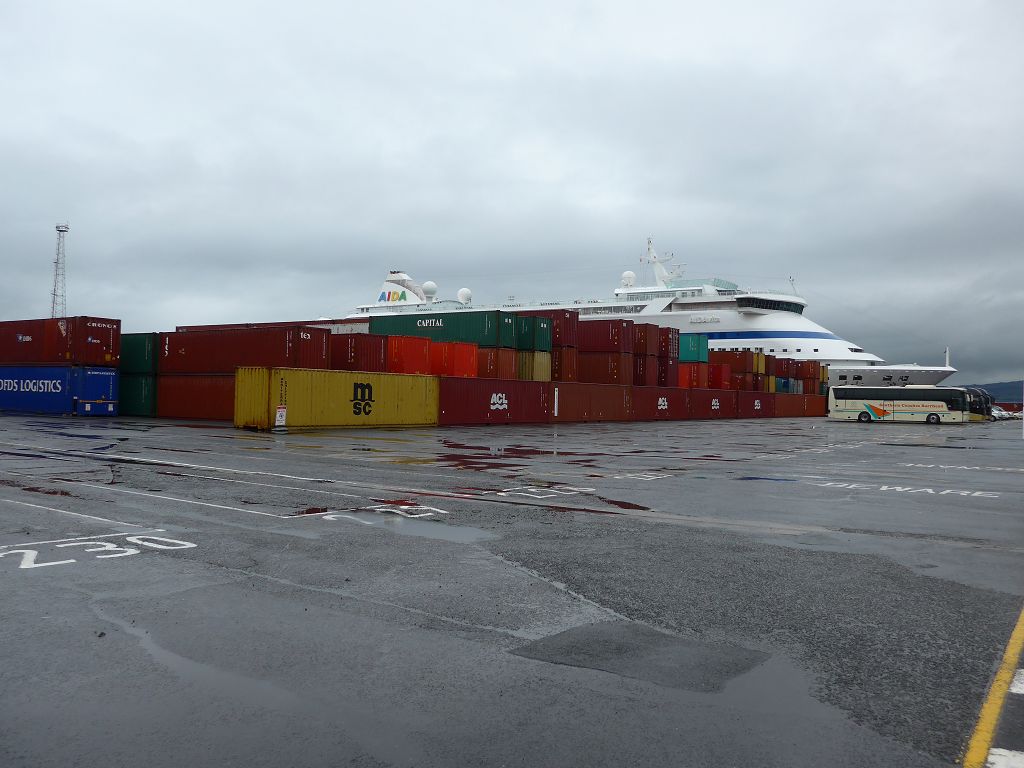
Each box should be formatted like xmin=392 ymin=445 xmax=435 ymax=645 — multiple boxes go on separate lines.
xmin=0 ymin=366 xmax=119 ymax=416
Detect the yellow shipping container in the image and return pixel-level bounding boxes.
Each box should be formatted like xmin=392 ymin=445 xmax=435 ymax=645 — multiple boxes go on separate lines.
xmin=516 ymin=351 xmax=533 ymax=381
xmin=531 ymin=351 xmax=552 ymax=382
xmin=768 ymin=375 xmax=777 ymax=393
xmin=234 ymin=368 xmax=438 ymax=430
xmin=754 ymin=352 xmax=766 ymax=375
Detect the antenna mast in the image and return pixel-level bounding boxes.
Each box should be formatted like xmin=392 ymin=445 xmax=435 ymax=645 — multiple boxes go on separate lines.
xmin=51 ymin=223 xmax=69 ymax=318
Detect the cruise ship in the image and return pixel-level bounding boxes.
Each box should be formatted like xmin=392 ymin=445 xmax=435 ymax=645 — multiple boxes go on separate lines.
xmin=348 ymin=240 xmax=955 ymax=387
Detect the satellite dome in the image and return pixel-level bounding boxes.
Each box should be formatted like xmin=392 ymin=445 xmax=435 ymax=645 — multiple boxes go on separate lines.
xmin=457 ymin=288 xmax=472 ymax=304
xmin=422 ymin=281 xmax=438 ymax=301
xmin=621 ymin=270 xmax=636 ymax=288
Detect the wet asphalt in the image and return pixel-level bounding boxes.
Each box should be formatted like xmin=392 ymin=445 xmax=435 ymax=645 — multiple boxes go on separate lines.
xmin=0 ymin=413 xmax=1021 ymax=767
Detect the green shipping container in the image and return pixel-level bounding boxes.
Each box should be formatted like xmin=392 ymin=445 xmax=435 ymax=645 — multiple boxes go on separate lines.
xmin=369 ymin=311 xmax=517 ymax=348
xmin=533 ymin=317 xmax=553 ymax=352
xmin=678 ymin=333 xmax=709 ymax=363
xmin=120 ymin=333 xmax=160 ymax=374
xmin=515 ymin=317 xmax=535 ymax=351
xmin=119 ymin=374 xmax=157 ymax=416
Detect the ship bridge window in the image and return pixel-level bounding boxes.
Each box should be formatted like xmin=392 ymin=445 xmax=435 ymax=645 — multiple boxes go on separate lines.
xmin=735 ymin=297 xmax=805 ymax=314
xmin=849 ymin=347 xmax=864 ymax=353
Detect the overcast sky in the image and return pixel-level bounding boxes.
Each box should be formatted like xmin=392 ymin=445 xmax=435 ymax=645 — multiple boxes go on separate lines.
xmin=2 ymin=1 xmax=1022 ymax=382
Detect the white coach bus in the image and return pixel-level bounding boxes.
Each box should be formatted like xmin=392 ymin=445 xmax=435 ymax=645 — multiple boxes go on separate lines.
xmin=827 ymin=385 xmax=970 ymax=424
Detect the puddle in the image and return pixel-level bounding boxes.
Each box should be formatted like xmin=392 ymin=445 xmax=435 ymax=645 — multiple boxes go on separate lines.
xmin=594 ymin=497 xmax=650 ymax=511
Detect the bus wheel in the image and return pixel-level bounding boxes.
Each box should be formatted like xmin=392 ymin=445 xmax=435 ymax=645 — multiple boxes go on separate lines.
xmin=926 ymin=413 xmax=941 ymax=425
xmin=857 ymin=411 xmax=871 ymax=423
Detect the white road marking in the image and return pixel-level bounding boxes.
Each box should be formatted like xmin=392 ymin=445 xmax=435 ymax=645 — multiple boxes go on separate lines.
xmin=987 ymin=748 xmax=1024 ymax=767
xmin=1010 ymin=669 xmax=1024 ymax=695
xmin=161 ymin=471 xmax=362 ymax=498
xmin=58 ymin=482 xmax=290 ymax=518
xmin=0 ymin=530 xmax=166 ymax=549
xmin=0 ymin=497 xmax=145 ymax=527
xmin=321 ymin=513 xmax=375 ymax=525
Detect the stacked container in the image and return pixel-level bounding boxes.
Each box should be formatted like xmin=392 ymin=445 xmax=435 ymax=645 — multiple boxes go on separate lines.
xmin=119 ymin=332 xmax=159 ymax=416
xmin=657 ymin=328 xmax=680 ymax=387
xmin=368 ymin=310 xmax=516 ymax=348
xmin=631 ymin=323 xmax=659 ymax=387
xmin=0 ymin=317 xmax=121 ymax=416
xmin=330 ymin=334 xmax=388 ymax=373
xmin=578 ymin=319 xmax=634 ymax=385
xmin=429 ymin=342 xmax=478 ymax=378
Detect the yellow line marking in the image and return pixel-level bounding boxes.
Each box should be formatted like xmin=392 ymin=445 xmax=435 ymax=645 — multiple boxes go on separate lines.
xmin=962 ymin=603 xmax=1024 ymax=767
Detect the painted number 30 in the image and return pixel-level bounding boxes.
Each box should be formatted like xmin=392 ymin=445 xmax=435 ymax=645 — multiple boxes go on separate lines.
xmin=0 ymin=536 xmax=196 ymax=570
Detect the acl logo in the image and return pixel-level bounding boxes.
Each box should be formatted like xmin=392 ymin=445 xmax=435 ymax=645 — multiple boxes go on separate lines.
xmin=711 ymin=398 xmax=720 ymax=410
xmin=656 ymin=397 xmax=668 ymax=410
xmin=490 ymin=393 xmax=509 ymax=411
xmin=753 ymin=399 xmax=761 ymax=410
xmin=351 ymin=382 xmax=374 ymax=415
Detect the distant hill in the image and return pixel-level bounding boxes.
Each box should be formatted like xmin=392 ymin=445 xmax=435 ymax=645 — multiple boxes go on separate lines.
xmin=960 ymin=380 xmax=1024 ymax=402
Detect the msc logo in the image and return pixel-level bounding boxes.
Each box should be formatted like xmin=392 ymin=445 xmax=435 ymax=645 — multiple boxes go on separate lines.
xmin=416 ymin=319 xmax=444 ymax=327
xmin=656 ymin=397 xmax=668 ymax=411
xmin=490 ymin=393 xmax=509 ymax=411
xmin=351 ymin=382 xmax=374 ymax=416
xmin=753 ymin=399 xmax=761 ymax=410
xmin=711 ymin=398 xmax=721 ymax=410
xmin=379 ymin=291 xmax=408 ymax=302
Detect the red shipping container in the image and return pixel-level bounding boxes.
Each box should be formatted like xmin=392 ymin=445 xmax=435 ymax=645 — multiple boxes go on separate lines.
xmin=633 ymin=355 xmax=659 ymax=387
xmin=551 ymin=347 xmax=579 ymax=382
xmin=658 ymin=327 xmax=680 ymax=360
xmin=430 ymin=342 xmax=477 ymax=377
xmin=477 ymin=348 xmax=498 ymax=378
xmin=804 ymin=394 xmax=827 ymax=417
xmin=708 ymin=363 xmax=732 ymax=389
xmin=764 ymin=355 xmax=777 ymax=377
xmin=632 ymin=323 xmax=660 ymax=356
xmin=730 ymin=373 xmax=754 ymax=391
xmin=496 ymin=348 xmax=516 ymax=380
xmin=579 ymin=352 xmax=632 ymax=385
xmin=737 ymin=390 xmax=775 ymax=418
xmin=387 ymin=335 xmax=431 ymax=375
xmin=801 ymin=378 xmax=818 ymax=396
xmin=330 ymin=334 xmax=387 ymax=372
xmin=774 ymin=394 xmax=806 ymax=417
xmin=632 ymin=386 xmax=690 ymax=421
xmin=438 ymin=378 xmax=549 ymax=425
xmin=549 ymin=383 xmax=631 ymax=423
xmin=752 ymin=374 xmax=767 ymax=392
xmin=0 ymin=316 xmax=121 ymax=366
xmin=775 ymin=358 xmax=792 ymax=378
xmin=156 ymin=374 xmax=234 ymax=421
xmin=796 ymin=360 xmax=821 ymax=379
xmin=517 ymin=309 xmax=580 ymax=348
xmin=577 ymin=319 xmax=635 ymax=354
xmin=159 ymin=327 xmax=329 ymax=374
xmin=709 ymin=350 xmax=756 ymax=373
xmin=657 ymin=358 xmax=678 ymax=388
xmin=677 ymin=362 xmax=709 ymax=389
xmin=690 ymin=389 xmax=738 ymax=419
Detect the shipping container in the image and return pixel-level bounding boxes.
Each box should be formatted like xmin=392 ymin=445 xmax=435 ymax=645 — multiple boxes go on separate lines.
xmin=730 ymin=373 xmax=754 ymax=391
xmin=368 ymin=311 xmax=516 ymax=348
xmin=120 ymin=333 xmax=159 ymax=375
xmin=631 ymin=386 xmax=690 ymax=421
xmin=632 ymin=355 xmax=659 ymax=387
xmin=0 ymin=317 xmax=121 ymax=367
xmin=516 ymin=309 xmax=579 ymax=348
xmin=578 ymin=319 xmax=635 ymax=354
xmin=708 ymin=363 xmax=732 ymax=390
xmin=119 ymin=373 xmax=157 ymax=417
xmin=709 ymin=350 xmax=756 ymax=373
xmin=476 ymin=348 xmax=498 ymax=378
xmin=632 ymin=323 xmax=660 ymax=357
xmin=330 ymin=334 xmax=388 ymax=372
xmin=386 ymin=336 xmax=431 ymax=375
xmin=551 ymin=347 xmax=578 ymax=382
xmin=657 ymin=358 xmax=678 ymax=388
xmin=690 ymin=389 xmax=738 ymax=419
xmin=176 ymin=318 xmax=369 ymax=334
xmin=737 ymin=390 xmax=775 ymax=418
xmin=578 ymin=352 xmax=632 ymax=385
xmin=752 ymin=373 xmax=767 ymax=392
xmin=515 ymin=350 xmax=533 ymax=381
xmin=157 ymin=374 xmax=235 ymax=420
xmin=805 ymin=394 xmax=827 ymax=417
xmin=764 ymin=355 xmax=777 ymax=377
xmin=677 ymin=362 xmax=709 ymax=389
xmin=678 ymin=334 xmax=709 ymax=363
xmin=429 ymin=342 xmax=477 ymax=377
xmin=438 ymin=378 xmax=549 ymax=425
xmin=531 ymin=351 xmax=552 ymax=382
xmin=658 ymin=327 xmax=680 ymax=360
xmin=754 ymin=352 xmax=766 ymax=375
xmin=496 ymin=348 xmax=516 ymax=380
xmin=774 ymin=393 xmax=806 ymax=418
xmin=513 ymin=316 xmax=553 ymax=352
xmin=795 ymin=360 xmax=821 ymax=380
xmin=0 ymin=365 xmax=118 ymax=415
xmin=549 ymin=383 xmax=631 ymax=423
xmin=159 ymin=327 xmax=330 ymax=374
xmin=768 ymin=375 xmax=777 ymax=394
xmin=233 ymin=368 xmax=438 ymax=430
